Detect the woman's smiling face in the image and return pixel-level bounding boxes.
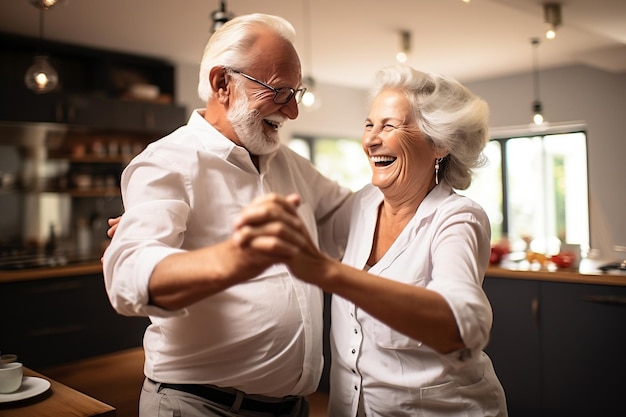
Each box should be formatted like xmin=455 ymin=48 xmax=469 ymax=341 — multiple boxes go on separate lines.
xmin=362 ymin=89 xmax=439 ymax=196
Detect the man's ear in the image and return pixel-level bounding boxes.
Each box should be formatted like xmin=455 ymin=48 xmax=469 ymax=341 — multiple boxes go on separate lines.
xmin=209 ymin=66 xmax=230 ymax=103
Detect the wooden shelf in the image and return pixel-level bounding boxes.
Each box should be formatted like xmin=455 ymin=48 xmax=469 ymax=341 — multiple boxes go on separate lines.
xmin=65 ymin=188 xmax=121 ymax=198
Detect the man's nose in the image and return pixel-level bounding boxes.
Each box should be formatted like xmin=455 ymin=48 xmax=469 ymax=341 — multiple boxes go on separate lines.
xmin=280 ymin=97 xmax=299 ymax=119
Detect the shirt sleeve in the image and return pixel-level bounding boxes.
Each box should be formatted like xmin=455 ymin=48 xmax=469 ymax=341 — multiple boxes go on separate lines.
xmin=102 ymin=149 xmax=191 ymax=319
xmin=426 ymin=201 xmax=493 ymax=368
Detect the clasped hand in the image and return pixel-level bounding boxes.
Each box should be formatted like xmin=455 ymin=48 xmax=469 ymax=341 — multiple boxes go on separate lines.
xmin=233 ymin=193 xmax=310 ymax=258
xmin=233 ymin=193 xmax=333 ymax=288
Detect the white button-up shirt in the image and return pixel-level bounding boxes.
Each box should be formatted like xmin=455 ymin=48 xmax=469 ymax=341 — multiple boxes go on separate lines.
xmin=329 ymin=183 xmax=508 ymax=416
xmin=103 ymin=110 xmax=351 ymax=397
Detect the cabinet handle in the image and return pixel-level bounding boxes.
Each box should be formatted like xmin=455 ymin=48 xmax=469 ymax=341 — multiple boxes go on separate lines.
xmin=27 ymin=324 xmax=85 ymax=337
xmin=582 ymin=295 xmax=626 ymax=305
xmin=531 ymin=295 xmax=540 ymax=327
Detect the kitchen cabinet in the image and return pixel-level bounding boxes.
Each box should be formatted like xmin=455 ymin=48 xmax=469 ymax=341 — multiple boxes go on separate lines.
xmin=110 ymin=99 xmax=186 ymax=134
xmin=482 ymin=278 xmax=542 ymax=415
xmin=0 ymin=31 xmax=186 ymax=134
xmin=0 ymin=272 xmax=150 ymax=369
xmin=483 ymin=276 xmax=626 ymax=416
xmin=0 ymin=129 xmax=158 ymax=255
xmin=0 ymin=31 xmax=187 ymax=252
xmin=2 ymin=90 xmax=185 ymax=134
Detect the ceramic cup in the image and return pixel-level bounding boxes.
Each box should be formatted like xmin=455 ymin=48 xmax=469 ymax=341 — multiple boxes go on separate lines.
xmin=0 ymin=362 xmax=23 ymax=393
xmin=0 ymin=354 xmax=17 ymax=364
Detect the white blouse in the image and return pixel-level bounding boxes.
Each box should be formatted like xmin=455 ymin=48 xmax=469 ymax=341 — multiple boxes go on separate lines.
xmin=329 ymin=183 xmax=508 ymax=416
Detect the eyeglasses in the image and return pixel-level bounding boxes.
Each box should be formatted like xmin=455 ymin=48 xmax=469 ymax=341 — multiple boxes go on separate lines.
xmin=228 ymin=68 xmax=307 ymax=104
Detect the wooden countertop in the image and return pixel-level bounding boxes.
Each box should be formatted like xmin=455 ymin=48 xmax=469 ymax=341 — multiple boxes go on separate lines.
xmin=487 ymin=264 xmax=626 ymax=286
xmin=0 ymin=367 xmax=115 ymax=417
xmin=0 ymin=261 xmax=103 ymax=284
xmin=1 ymin=259 xmax=624 ymax=287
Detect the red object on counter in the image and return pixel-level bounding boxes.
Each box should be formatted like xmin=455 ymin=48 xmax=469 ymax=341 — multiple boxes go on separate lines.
xmin=490 ymin=246 xmax=508 ymax=265
xmin=551 ymin=252 xmax=575 ymax=269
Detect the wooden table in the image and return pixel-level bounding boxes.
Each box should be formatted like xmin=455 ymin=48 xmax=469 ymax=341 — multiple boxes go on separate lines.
xmin=0 ymin=367 xmax=115 ymax=417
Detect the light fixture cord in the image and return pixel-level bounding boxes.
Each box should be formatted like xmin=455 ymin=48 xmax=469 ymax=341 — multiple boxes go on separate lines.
xmin=38 ymin=7 xmax=45 ymax=50
xmin=532 ymin=38 xmax=541 ymax=103
xmin=303 ymin=0 xmax=313 ymax=77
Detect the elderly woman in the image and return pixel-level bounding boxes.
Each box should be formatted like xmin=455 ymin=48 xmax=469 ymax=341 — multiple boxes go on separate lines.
xmin=236 ymin=64 xmax=508 ymax=416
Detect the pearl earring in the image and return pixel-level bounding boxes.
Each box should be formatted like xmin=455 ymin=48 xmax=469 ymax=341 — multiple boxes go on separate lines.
xmin=435 ymin=157 xmax=443 ymax=185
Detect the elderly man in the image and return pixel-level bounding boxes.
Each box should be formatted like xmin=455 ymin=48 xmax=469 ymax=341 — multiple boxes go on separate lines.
xmin=103 ymin=13 xmax=351 ymax=417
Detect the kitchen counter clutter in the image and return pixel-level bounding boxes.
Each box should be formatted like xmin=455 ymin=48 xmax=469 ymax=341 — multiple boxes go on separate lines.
xmin=0 ymin=367 xmax=115 ymax=417
xmin=486 ymin=264 xmax=626 ymax=286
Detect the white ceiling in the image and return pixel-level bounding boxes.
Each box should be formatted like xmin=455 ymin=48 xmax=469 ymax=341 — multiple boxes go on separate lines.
xmin=1 ymin=0 xmax=625 ymax=89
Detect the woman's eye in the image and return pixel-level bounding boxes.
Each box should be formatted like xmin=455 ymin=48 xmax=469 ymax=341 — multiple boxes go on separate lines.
xmin=383 ymin=124 xmax=396 ymax=131
xmin=364 ymin=123 xmax=373 ymax=130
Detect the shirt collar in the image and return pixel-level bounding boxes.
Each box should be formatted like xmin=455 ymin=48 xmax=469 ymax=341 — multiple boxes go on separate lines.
xmin=187 ymin=109 xmax=279 ymax=173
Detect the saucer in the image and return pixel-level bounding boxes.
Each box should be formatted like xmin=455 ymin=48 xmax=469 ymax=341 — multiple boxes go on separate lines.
xmin=0 ymin=376 xmax=51 ymax=403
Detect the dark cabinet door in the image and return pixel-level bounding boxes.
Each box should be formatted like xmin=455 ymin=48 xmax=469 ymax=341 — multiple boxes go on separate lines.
xmin=483 ymin=277 xmax=543 ymax=416
xmin=112 ymin=101 xmax=186 ymax=134
xmin=145 ymin=102 xmax=186 ymax=133
xmin=540 ymin=282 xmax=626 ymax=417
xmin=65 ymin=95 xmax=116 ymax=128
xmin=0 ymin=90 xmax=64 ymax=123
xmin=0 ymin=274 xmax=149 ymax=369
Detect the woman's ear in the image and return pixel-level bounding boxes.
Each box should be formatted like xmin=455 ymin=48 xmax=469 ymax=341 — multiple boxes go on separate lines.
xmin=434 ymin=148 xmax=449 ymax=160
xmin=209 ymin=66 xmax=230 ymax=102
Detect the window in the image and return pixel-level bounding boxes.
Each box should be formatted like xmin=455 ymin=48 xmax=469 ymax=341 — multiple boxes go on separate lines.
xmin=459 ymin=131 xmax=589 ymax=254
xmin=290 ymin=130 xmax=590 ymax=255
xmin=289 ymin=136 xmax=371 ymax=192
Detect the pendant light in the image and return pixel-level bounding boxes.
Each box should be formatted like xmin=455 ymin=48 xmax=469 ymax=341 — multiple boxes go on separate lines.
xmin=543 ymin=3 xmax=562 ymax=40
xmin=24 ymin=0 xmax=60 ymax=94
xmin=530 ymin=38 xmax=544 ymax=125
xmin=300 ymin=0 xmax=317 ymax=108
xmin=395 ymin=30 xmax=411 ymax=63
xmin=210 ymin=0 xmax=234 ymax=34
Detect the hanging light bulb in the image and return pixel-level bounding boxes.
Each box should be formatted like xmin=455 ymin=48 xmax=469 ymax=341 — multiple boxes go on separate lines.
xmin=301 ymin=76 xmax=316 ymax=107
xmin=29 ymin=0 xmax=62 ymax=7
xmin=543 ymin=3 xmax=562 ymax=40
xmin=532 ymin=101 xmax=544 ymax=125
xmin=395 ymin=30 xmax=411 ymax=63
xmin=530 ymin=38 xmax=545 ymax=126
xmin=25 ymin=55 xmax=59 ymax=94
xmin=25 ymin=2 xmax=59 ymax=94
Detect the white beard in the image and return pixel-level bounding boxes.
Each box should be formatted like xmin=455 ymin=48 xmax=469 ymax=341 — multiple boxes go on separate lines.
xmin=227 ymin=84 xmax=283 ymax=155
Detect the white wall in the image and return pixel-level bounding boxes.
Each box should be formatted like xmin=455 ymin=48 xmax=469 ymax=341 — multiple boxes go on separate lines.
xmin=175 ymin=62 xmax=626 ymax=258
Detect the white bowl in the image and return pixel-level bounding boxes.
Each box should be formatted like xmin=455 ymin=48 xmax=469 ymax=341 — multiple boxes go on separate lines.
xmin=129 ymin=83 xmax=160 ymax=101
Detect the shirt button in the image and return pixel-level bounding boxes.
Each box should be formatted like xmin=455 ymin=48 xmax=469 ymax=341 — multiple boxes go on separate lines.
xmin=351 ymin=349 xmax=356 ymax=354
xmin=353 ymin=328 xmax=358 ymax=334
xmin=352 ymin=369 xmax=356 ymax=374
xmin=354 ymin=385 xmax=358 ymax=391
